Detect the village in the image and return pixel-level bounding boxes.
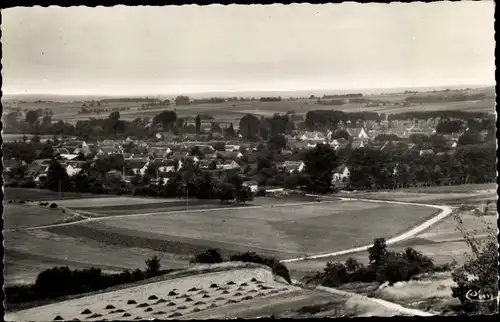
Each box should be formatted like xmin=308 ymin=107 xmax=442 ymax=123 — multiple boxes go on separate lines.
xmin=3 ymin=113 xmax=475 ymax=195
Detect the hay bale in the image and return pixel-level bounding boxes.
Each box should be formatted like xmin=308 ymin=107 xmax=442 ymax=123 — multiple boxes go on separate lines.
xmin=185 ymin=297 xmax=193 ymax=302
xmin=53 ymin=316 xmax=64 ymax=321
xmin=87 ymin=313 xmax=102 ymax=319
xmin=248 ymin=289 xmax=258 ymax=293
xmin=144 ymin=307 xmax=153 ymax=312
xmin=234 ymin=292 xmax=242 ymax=296
xmin=198 ymin=290 xmax=208 ymax=294
xmin=122 ymin=313 xmax=131 ymax=317
xmin=226 ymin=281 xmax=235 ymax=285
xmin=105 ymin=304 xmax=115 ymax=310
xmin=166 ymin=302 xmax=176 ymax=307
xmin=178 ymin=294 xmax=188 ymax=298
xmin=226 ymin=299 xmax=239 ymax=304
xmin=168 ymin=291 xmax=178 ymax=296
xmin=109 ymin=309 xmax=125 ymax=314
xmin=202 ymin=294 xmax=210 ymax=298
xmin=268 ymin=290 xmax=279 ymax=294
xmin=221 ymin=290 xmax=229 ymax=294
xmin=240 ymin=282 xmax=248 ymax=286
xmin=241 ymin=296 xmax=253 ymax=300
xmin=192 ymin=307 xmax=201 ymax=313
xmin=194 ymin=301 xmax=205 ymax=306
xmin=187 ymin=287 xmax=198 ymax=292
xmin=168 ymin=312 xmax=183 ymax=318
xmin=255 ymin=280 xmax=263 ymax=284
xmin=215 ymin=297 xmax=225 ymax=301
xmin=127 ymin=300 xmax=137 ymax=305
xmin=148 ymin=295 xmax=158 ymax=300
xmin=236 ymin=287 xmax=244 ymax=291
xmin=177 ymin=305 xmax=187 ymax=310
xmin=133 ymin=317 xmax=142 ymax=320
xmin=209 ymin=283 xmax=218 ymax=288
xmin=81 ymin=309 xmax=92 ymax=315
xmin=153 ymin=311 xmax=166 ymax=315
xmin=136 ymin=303 xmax=149 ymax=308
xmin=154 ymin=299 xmax=167 ymax=304
xmin=209 ymin=303 xmax=218 ymax=308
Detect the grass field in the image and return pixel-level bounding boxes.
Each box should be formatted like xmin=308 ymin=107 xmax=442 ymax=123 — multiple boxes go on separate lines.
xmin=3 ymin=199 xmax=435 ymax=286
xmin=3 ymin=187 xmax=115 ymax=202
xmin=3 ymin=204 xmax=79 ymax=230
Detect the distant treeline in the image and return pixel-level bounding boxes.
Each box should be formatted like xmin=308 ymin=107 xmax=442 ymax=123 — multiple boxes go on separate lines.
xmin=404 ymin=93 xmax=486 ymax=103
xmin=305 ymin=110 xmax=384 ymax=130
xmin=100 ymin=97 xmax=161 ymax=103
xmin=315 ymin=99 xmax=345 ymax=106
xmin=260 ymin=97 xmax=282 ymax=102
xmin=323 ymin=93 xmax=363 ymax=99
xmin=304 ymin=110 xmax=492 ymax=131
xmin=387 ymin=110 xmax=491 ymax=121
xmin=191 ymin=97 xmax=226 ymax=104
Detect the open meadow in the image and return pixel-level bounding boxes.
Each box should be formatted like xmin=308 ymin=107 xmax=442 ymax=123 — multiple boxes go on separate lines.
xmin=3 ymin=197 xmax=436 ymax=286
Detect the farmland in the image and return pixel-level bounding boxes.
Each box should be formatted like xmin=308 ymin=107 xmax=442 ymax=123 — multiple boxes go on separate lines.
xmin=3 ymin=198 xmax=436 ymax=286
xmin=6 ymin=92 xmax=495 ymax=126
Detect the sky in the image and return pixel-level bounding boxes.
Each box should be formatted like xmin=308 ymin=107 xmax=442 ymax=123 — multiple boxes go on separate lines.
xmin=1 ymin=2 xmax=496 ymax=96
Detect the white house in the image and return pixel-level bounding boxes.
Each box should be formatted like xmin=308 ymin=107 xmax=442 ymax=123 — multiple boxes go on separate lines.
xmin=65 ymin=164 xmax=82 ymax=176
xmin=242 ymin=180 xmax=259 ymax=193
xmin=225 ymin=144 xmax=241 ymax=152
xmin=332 ymin=165 xmax=350 ymax=182
xmin=279 ymin=161 xmax=305 ymax=173
xmin=222 ymin=160 xmax=240 ymax=170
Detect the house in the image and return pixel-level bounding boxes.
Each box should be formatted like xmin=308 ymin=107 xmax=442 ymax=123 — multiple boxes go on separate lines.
xmin=242 ymin=180 xmax=259 ymax=193
xmin=351 ymin=141 xmax=366 ymax=149
xmin=199 ymin=159 xmax=219 ymax=170
xmin=126 ymin=160 xmax=149 ymax=175
xmin=346 ymin=127 xmax=369 ymax=140
xmin=65 ymin=164 xmax=82 ymax=176
xmin=97 ymin=146 xmax=118 ymax=155
xmin=217 ymin=151 xmax=243 ymax=160
xmin=332 ymin=165 xmax=350 ymax=182
xmin=3 ymin=159 xmax=26 ymax=172
xmin=222 ymin=160 xmax=240 ymax=170
xmin=157 ymin=159 xmax=178 ymax=173
xmin=419 ymin=149 xmax=435 ymax=157
xmin=225 ymin=144 xmax=241 ymax=152
xmin=278 ymin=161 xmax=305 ymax=173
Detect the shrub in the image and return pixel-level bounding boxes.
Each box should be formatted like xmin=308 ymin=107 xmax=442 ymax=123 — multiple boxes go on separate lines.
xmin=229 ymin=252 xmax=291 ymax=284
xmin=190 ymin=249 xmax=223 ymax=264
xmin=450 ymin=211 xmax=498 ymax=315
xmin=50 ymin=203 xmax=58 ymax=208
xmin=145 ymin=256 xmax=161 ymax=278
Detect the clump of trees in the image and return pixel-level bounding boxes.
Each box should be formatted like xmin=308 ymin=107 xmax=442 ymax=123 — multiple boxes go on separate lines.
xmin=5 ymin=256 xmax=172 ymax=305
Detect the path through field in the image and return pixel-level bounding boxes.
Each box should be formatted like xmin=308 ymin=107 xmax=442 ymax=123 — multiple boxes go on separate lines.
xmin=281 ymin=195 xmax=455 ymax=317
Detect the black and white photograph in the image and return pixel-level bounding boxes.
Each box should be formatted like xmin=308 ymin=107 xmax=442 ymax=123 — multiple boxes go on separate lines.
xmin=1 ymin=2 xmax=497 ymax=320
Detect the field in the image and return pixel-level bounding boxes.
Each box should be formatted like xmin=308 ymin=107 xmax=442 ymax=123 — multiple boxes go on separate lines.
xmin=3 ymin=197 xmax=436 ymax=286
xmin=8 ymin=93 xmax=494 ymax=126
xmin=3 ymin=187 xmax=115 ymax=202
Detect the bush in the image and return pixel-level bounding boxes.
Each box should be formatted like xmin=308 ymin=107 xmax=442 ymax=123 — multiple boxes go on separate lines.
xmin=190 ymin=249 xmax=224 ymax=264
xmin=145 ymin=256 xmax=161 ymax=278
xmin=50 ymin=203 xmax=58 ymax=208
xmin=229 ymin=252 xmax=291 ymax=284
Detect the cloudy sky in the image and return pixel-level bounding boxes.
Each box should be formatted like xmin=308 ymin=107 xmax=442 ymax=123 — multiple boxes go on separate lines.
xmin=2 ymin=2 xmax=495 ymax=95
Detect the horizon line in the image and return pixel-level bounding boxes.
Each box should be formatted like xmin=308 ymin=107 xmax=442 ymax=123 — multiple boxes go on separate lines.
xmin=2 ymin=83 xmax=494 ymax=98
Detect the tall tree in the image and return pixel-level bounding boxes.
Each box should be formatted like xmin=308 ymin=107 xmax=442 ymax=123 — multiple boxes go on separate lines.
xmin=304 ymin=143 xmax=338 ymax=194
xmin=239 ymin=114 xmax=260 ymax=140
xmin=195 ymin=115 xmax=201 ymax=134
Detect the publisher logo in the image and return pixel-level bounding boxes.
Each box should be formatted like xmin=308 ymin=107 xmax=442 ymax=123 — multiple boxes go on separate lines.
xmin=465 ymin=289 xmax=497 ymax=302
